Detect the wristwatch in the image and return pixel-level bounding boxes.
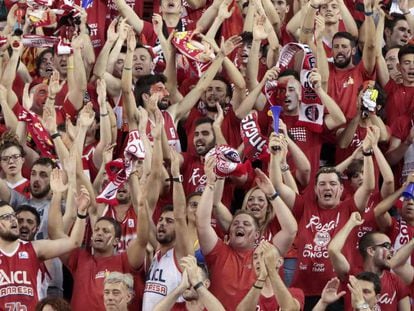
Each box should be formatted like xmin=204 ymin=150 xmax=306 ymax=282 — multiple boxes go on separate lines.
xmin=356 ymin=302 xmax=370 ymax=310
xmin=165 ymin=175 xmax=183 ymax=183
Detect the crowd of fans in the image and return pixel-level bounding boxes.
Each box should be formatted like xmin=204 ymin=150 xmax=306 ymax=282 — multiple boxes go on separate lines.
xmin=0 ymin=0 xmax=414 ymax=310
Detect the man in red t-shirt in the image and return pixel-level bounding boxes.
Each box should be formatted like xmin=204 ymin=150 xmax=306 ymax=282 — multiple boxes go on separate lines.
xmin=197 ymin=157 xmax=297 ymax=310
xmin=48 ymin=172 xmax=149 ymax=311
xmin=322 ymin=2 xmax=376 ymax=120
xmin=379 ymin=45 xmax=414 ymax=126
xmin=328 ymin=212 xmax=410 ymax=311
xmin=271 ymin=132 xmax=375 ymax=309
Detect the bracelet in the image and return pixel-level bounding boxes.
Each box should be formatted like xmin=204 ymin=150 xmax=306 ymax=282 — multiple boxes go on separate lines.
xmin=123 ymin=67 xmax=132 ymax=71
xmin=77 ymin=212 xmax=88 ymax=219
xmin=267 ymin=191 xmax=279 ymax=201
xmin=193 ymin=282 xmax=204 ymax=290
xmin=364 ymin=11 xmax=373 ymax=16
xmin=310 ymin=3 xmax=319 ymax=9
xmin=362 ymin=149 xmax=373 ymax=156
xmin=48 ymin=96 xmax=55 ymax=101
xmin=280 ymin=163 xmax=290 ymax=173
xmin=100 ymin=112 xmax=109 ymax=117
xmin=253 ymin=284 xmax=263 ymax=290
xmin=66 ymin=66 xmax=74 ymax=70
xmin=51 ymin=132 xmax=61 ymax=140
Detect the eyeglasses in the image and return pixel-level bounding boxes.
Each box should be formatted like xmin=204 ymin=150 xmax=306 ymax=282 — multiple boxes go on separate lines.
xmin=373 ymin=242 xmax=392 ymax=250
xmin=0 ymin=154 xmax=22 ymax=162
xmin=0 ymin=213 xmax=17 ymax=221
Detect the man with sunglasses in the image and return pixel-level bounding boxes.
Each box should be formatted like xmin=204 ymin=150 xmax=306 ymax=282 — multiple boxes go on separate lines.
xmin=328 ymin=211 xmax=410 ymax=311
xmin=373 ymin=174 xmax=414 ymax=262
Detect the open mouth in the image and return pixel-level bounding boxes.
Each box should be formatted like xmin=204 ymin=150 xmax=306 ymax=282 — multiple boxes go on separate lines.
xmin=235 ymin=229 xmax=245 ymax=237
xmin=323 ymin=193 xmax=333 ymax=200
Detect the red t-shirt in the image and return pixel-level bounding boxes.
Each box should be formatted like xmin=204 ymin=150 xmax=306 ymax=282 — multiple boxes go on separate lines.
xmin=328 ymin=61 xmax=374 ymax=120
xmin=282 ymin=114 xmax=325 ymax=180
xmin=205 ymin=239 xmax=256 ymax=311
xmin=384 ymin=80 xmax=414 ymax=126
xmin=257 ymin=287 xmax=305 ymax=310
xmin=184 ymin=106 xmax=242 ymax=156
xmin=67 ymin=249 xmax=136 ymax=310
xmin=390 ymin=115 xmax=412 ymax=187
xmin=0 ymin=241 xmax=42 ymax=311
xmin=291 ymin=197 xmax=358 ymax=296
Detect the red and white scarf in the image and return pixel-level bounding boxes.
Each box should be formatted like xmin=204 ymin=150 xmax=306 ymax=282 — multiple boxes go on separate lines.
xmin=17 ymin=106 xmax=55 ymax=158
xmin=265 ymin=43 xmax=324 ymax=133
xmin=96 ymin=130 xmax=145 ymax=205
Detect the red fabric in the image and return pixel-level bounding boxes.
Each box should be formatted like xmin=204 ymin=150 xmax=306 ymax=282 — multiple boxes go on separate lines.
xmin=82 ymin=142 xmax=99 ymax=182
xmin=384 ymin=80 xmax=414 ymax=126
xmin=328 ymin=61 xmax=375 ymax=120
xmin=291 ymin=197 xmax=358 ymax=296
xmin=390 ymin=115 xmax=412 ymax=187
xmin=205 ymin=239 xmax=256 ymax=311
xmin=67 ymin=249 xmax=137 ymax=310
xmin=10 ymin=179 xmax=31 ymax=199
xmin=283 ymin=114 xmax=324 ymax=180
xmin=257 ymin=287 xmax=305 ymax=310
xmin=387 ymin=217 xmax=414 ymax=267
xmin=0 ymin=241 xmax=42 ymax=310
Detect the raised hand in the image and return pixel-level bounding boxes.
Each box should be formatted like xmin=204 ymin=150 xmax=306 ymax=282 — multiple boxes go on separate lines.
xmin=349 ymin=211 xmax=364 ymax=227
xmin=221 ymin=35 xmax=243 ymax=56
xmin=180 ymin=255 xmax=204 ymax=286
xmin=48 ymin=70 xmax=65 ymax=97
xmin=254 ymin=168 xmax=276 ymax=196
xmin=50 ymin=168 xmax=68 ymax=193
xmin=107 ymin=18 xmax=119 ymax=43
xmin=320 ymin=277 xmax=347 ymax=305
xmin=253 ymin=13 xmax=268 ymax=41
xmin=78 ymin=103 xmax=95 ymax=128
xmin=75 ymin=185 xmax=91 ymax=216
xmin=152 ymin=13 xmax=163 ymax=36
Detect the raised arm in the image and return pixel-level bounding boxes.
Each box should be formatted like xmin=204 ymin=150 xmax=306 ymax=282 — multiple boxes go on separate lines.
xmin=388 ymin=238 xmax=414 ymax=284
xmin=235 ymin=67 xmax=279 ymax=120
xmin=92 ymin=79 xmax=112 ymax=169
xmin=168 ymin=48 xmax=225 ymax=122
xmin=353 ymin=128 xmax=375 ymax=212
xmin=113 ymin=0 xmax=145 ymax=34
xmin=361 ymin=0 xmax=376 ymax=75
xmin=196 ymin=157 xmax=219 ymax=255
xmin=126 ymin=173 xmax=149 ymax=269
xmin=171 ymin=148 xmax=193 ymax=260
xmin=327 ymin=211 xmax=363 ymax=280
xmin=93 ymin=19 xmax=118 ymax=80
xmin=269 ymin=133 xmax=297 ymax=209
xmin=310 ymin=70 xmax=346 ymax=130
xmin=374 ymin=182 xmax=407 ymax=232
xmin=67 ymin=36 xmax=87 ymax=111
xmin=255 ymin=168 xmax=297 ymax=255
